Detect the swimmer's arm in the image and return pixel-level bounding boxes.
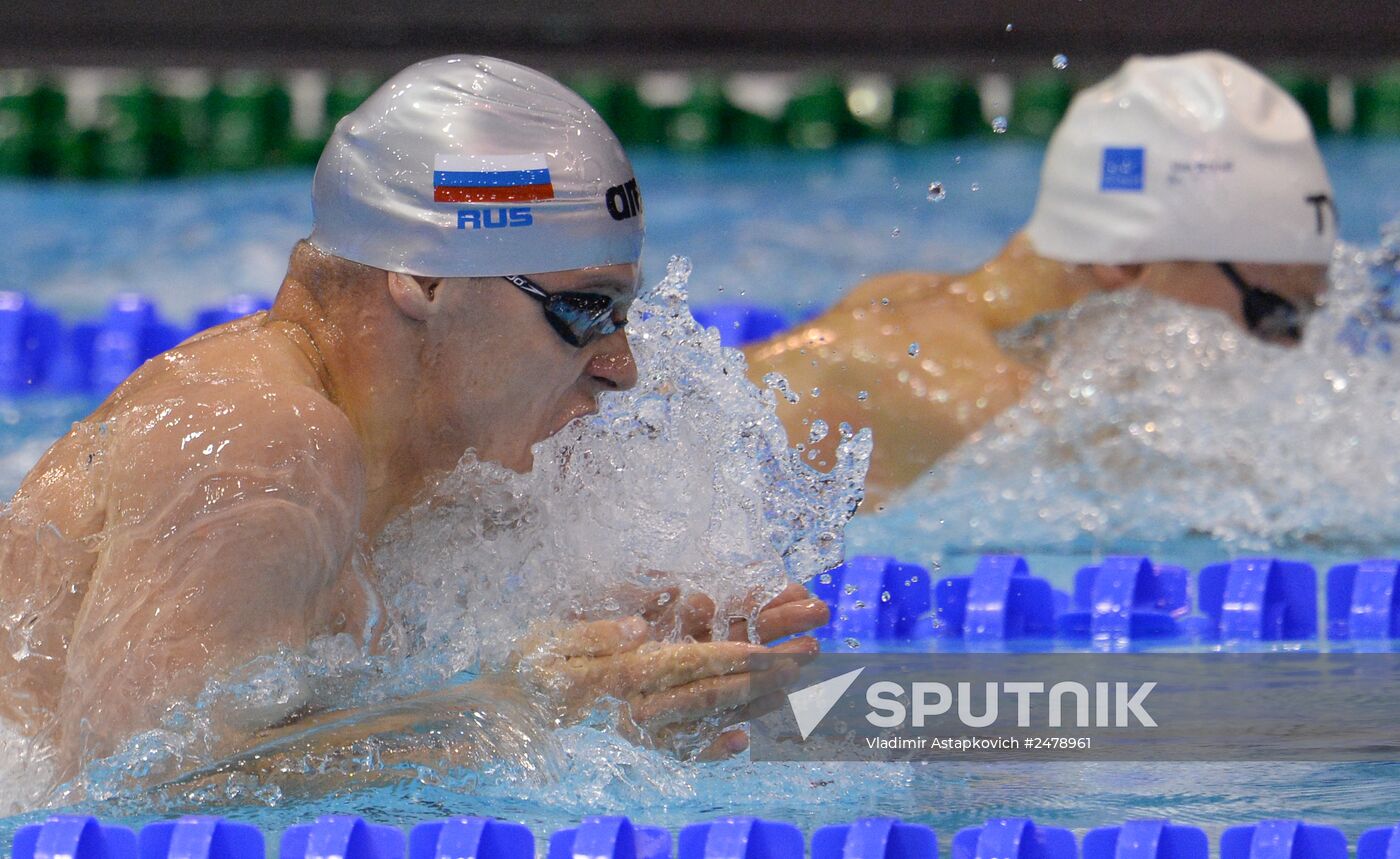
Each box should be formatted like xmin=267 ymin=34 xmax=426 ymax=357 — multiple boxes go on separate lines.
xmin=154 ymin=617 xmax=813 ymax=795
xmin=57 ymin=386 xmax=369 ymax=772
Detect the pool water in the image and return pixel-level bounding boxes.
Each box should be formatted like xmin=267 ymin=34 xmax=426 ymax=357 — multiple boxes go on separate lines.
xmin=2 ymin=140 xmax=1400 ymax=844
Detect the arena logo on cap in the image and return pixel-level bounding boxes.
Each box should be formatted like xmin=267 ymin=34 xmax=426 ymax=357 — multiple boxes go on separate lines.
xmin=1100 ymin=147 xmax=1145 ymax=192
xmin=433 ymin=154 xmax=555 ymax=203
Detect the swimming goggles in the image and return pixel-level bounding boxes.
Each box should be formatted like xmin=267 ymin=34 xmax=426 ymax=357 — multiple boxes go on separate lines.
xmin=1216 ymin=262 xmax=1307 ymax=344
xmin=502 ymin=274 xmax=628 ymax=348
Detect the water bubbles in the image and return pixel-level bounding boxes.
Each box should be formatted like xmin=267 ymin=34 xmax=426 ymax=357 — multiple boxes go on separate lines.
xmin=927 ymin=181 xmax=946 ymax=202
xmin=809 ymin=420 xmax=829 ymax=444
xmin=890 ymin=227 xmax=901 ymax=238
xmin=991 ymin=116 xmax=1008 ymax=134
xmin=762 ymin=371 xmax=801 ymax=404
xmin=1052 ymin=53 xmax=1070 ymax=70
xmin=908 ymin=342 xmax=921 ymax=357
xmin=857 ymin=390 xmax=869 ymax=401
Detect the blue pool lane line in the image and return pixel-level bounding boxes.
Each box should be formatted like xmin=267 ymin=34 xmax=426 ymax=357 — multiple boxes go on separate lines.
xmin=0 ymin=292 xmax=272 ymax=396
xmin=141 ymin=819 xmax=264 ymax=859
xmin=814 ymin=554 xmax=1400 ymax=646
xmin=5 ymin=285 xmax=1397 ymax=395
xmin=551 ymin=818 xmax=670 ymax=859
xmin=17 ymin=815 xmax=1388 ymax=859
xmin=0 ymin=298 xmax=797 ymax=397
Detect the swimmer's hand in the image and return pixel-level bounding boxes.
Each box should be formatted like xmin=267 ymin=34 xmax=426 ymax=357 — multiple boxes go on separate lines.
xmin=514 ymin=615 xmax=817 ymax=760
xmin=582 ymin=581 xmax=831 ymax=644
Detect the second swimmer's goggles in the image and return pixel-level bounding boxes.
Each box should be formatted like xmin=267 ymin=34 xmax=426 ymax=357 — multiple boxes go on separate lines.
xmin=502 ymin=274 xmax=628 ymax=348
xmin=1216 ymin=263 xmax=1309 ymax=345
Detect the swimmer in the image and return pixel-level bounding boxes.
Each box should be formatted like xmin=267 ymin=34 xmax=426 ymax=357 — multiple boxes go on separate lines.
xmin=0 ymin=56 xmax=827 ymax=786
xmin=744 ymin=52 xmax=1337 ymax=504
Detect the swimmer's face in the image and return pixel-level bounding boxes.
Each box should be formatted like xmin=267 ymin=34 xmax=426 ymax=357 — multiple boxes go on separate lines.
xmin=1136 ymin=261 xmax=1329 ymax=345
xmin=417 ymin=263 xmax=640 ymax=472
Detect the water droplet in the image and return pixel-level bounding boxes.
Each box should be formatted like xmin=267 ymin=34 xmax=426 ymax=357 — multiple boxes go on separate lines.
xmin=857 ymin=390 xmax=869 ymax=401
xmin=970 ymin=182 xmax=981 ymax=192
xmin=809 ymin=419 xmax=829 ymax=444
xmin=954 ymin=155 xmax=962 ymax=164
xmin=1005 ymin=22 xmax=1014 ymax=31
xmin=908 ymin=342 xmax=920 ymax=357
xmin=1052 ymin=53 xmax=1069 ymax=70
xmin=843 ymin=637 xmax=862 ymax=650
xmin=880 ymin=297 xmax=890 ymax=306
xmin=881 ymin=590 xmax=892 ymax=603
xmin=810 ymin=387 xmax=822 ymax=398
xmin=890 ymin=227 xmax=901 ymax=238
xmin=927 ymin=181 xmax=946 ymax=202
xmin=844 ymin=584 xmax=858 ymax=595
xmin=991 ymin=115 xmax=1008 ymax=134
xmin=762 ymin=371 xmax=801 ymax=404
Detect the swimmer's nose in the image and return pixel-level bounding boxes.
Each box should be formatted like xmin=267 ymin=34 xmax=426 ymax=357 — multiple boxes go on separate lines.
xmin=588 ymin=333 xmax=638 ymax=391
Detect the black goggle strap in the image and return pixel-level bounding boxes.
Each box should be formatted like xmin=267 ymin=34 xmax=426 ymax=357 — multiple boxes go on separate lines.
xmin=502 ymin=274 xmax=550 ymax=303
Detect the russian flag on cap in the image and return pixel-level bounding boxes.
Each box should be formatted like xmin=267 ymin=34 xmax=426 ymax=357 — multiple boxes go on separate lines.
xmin=433 ymin=154 xmax=555 ymax=203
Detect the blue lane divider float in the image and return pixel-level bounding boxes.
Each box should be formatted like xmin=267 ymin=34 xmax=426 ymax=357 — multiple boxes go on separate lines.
xmin=139 ymin=817 xmax=264 ymax=859
xmin=951 ymin=818 xmax=1075 ymax=859
xmin=1327 ymin=558 xmax=1400 ymax=640
xmin=549 ymin=817 xmax=671 ymax=859
xmin=1081 ymin=820 xmax=1208 ymax=859
xmin=930 ymin=556 xmax=1063 ymax=642
xmin=20 ymin=816 xmax=1400 ymax=859
xmin=281 ymin=816 xmax=405 ymax=859
xmin=13 ymin=817 xmax=138 ymax=859
xmin=0 ymin=293 xmax=62 ymax=394
xmin=1197 ymin=558 xmax=1317 ymax=641
xmin=811 ymin=818 xmax=937 ymax=859
xmin=1219 ymin=820 xmax=1347 ymax=859
xmin=810 ymin=556 xmax=931 ymax=641
xmin=411 ymin=818 xmax=534 ymax=859
xmin=0 ymin=293 xmax=273 ymax=397
xmin=89 ymin=294 xmax=187 ymax=395
xmin=678 ymin=818 xmax=804 ymax=859
xmin=1357 ymin=823 xmax=1400 ymax=859
xmin=194 ymin=294 xmax=272 ymax=331
xmin=1057 ymin=557 xmax=1191 ymax=642
xmin=690 ymin=304 xmax=790 ymax=348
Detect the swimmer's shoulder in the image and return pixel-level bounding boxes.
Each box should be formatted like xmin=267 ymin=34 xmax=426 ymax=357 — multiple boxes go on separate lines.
xmin=832 ymin=270 xmax=959 ymax=314
xmin=77 ymin=323 xmax=366 ymax=517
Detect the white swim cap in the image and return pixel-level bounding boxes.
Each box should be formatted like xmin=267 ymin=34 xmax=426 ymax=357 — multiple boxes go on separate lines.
xmin=1025 ymin=51 xmax=1335 ymax=265
xmin=308 ymin=55 xmax=644 ymax=277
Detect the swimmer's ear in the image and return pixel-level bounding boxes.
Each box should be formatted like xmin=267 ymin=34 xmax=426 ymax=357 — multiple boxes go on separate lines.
xmin=386 ymin=272 xmax=443 ymax=321
xmin=1088 ymin=264 xmax=1146 ymax=291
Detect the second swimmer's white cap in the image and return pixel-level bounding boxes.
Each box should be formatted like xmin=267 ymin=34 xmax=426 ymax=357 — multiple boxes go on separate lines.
xmin=1025 ymin=51 xmax=1336 ymax=265
xmin=308 ymin=55 xmax=644 ymax=277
